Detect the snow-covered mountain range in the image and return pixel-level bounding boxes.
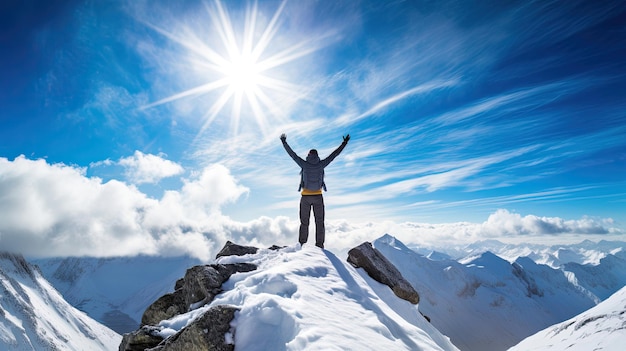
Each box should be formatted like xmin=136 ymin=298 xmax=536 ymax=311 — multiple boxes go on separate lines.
xmin=33 ymin=255 xmax=202 ymax=334
xmin=373 ymin=235 xmax=626 ymax=351
xmin=16 ymin=236 xmax=626 ymax=350
xmin=408 ymin=239 xmax=626 ymax=268
xmin=0 ymin=252 xmax=120 ymax=350
xmin=509 ymin=286 xmax=626 ymax=351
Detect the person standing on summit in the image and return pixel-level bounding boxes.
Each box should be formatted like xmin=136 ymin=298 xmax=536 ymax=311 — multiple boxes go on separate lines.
xmin=280 ymin=133 xmax=350 ymax=249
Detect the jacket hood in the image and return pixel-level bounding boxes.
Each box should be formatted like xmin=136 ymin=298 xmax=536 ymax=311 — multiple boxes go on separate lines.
xmin=306 ymin=153 xmax=320 ymax=164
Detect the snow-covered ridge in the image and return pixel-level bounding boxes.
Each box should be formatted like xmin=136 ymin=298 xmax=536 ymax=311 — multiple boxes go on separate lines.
xmin=33 ymin=254 xmax=202 ymax=334
xmin=373 ymin=234 xmax=626 ymax=351
xmin=509 ymin=286 xmax=626 ymax=351
xmin=124 ymin=244 xmax=459 ymax=350
xmin=0 ymin=252 xmax=121 ymax=350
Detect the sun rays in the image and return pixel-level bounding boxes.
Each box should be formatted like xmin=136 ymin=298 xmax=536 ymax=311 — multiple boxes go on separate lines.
xmin=143 ymin=0 xmax=318 ymax=138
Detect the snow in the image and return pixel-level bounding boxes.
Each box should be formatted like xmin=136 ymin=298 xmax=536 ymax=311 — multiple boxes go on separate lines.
xmin=0 ymin=310 xmax=20 ymax=344
xmin=0 ymin=252 xmax=121 ymax=350
xmin=562 ymin=254 xmax=626 ymax=300
xmin=509 ymin=286 xmax=626 ymax=351
xmin=33 ymin=255 xmax=202 ymax=333
xmin=153 ymin=244 xmax=459 ymax=351
xmin=373 ymin=234 xmax=613 ymax=351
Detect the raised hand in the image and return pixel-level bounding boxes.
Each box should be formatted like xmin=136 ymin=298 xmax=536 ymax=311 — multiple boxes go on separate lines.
xmin=280 ymin=133 xmax=286 ymax=142
xmin=343 ymin=134 xmax=350 ymax=143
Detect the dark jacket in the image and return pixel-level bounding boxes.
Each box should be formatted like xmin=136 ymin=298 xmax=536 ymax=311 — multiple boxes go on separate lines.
xmin=282 ymin=139 xmax=347 ymax=191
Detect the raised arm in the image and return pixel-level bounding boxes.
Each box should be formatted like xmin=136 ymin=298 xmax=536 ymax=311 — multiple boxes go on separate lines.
xmin=320 ymin=134 xmax=350 ymax=168
xmin=280 ymin=133 xmax=305 ymax=167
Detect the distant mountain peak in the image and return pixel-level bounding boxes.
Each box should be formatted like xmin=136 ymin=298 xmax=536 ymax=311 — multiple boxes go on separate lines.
xmin=375 ymin=233 xmax=413 ymax=252
xmin=377 ymin=233 xmax=398 ymax=244
xmin=0 ymin=251 xmax=120 ymax=350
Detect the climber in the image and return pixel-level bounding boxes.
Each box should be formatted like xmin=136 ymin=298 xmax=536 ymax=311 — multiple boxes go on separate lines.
xmin=280 ymin=133 xmax=350 ymax=249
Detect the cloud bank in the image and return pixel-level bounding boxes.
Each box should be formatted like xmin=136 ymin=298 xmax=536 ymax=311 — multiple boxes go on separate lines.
xmin=0 ymin=155 xmax=249 ymax=260
xmin=0 ymin=155 xmax=621 ymax=260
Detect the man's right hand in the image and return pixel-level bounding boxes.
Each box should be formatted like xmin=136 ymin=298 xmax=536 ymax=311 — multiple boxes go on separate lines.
xmin=280 ymin=133 xmax=286 ymax=142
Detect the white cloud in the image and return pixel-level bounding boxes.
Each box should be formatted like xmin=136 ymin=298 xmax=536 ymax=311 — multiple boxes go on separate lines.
xmin=321 ymin=209 xmax=623 ymax=254
xmin=480 ymin=209 xmax=611 ymax=236
xmin=0 ymin=156 xmax=247 ymax=260
xmin=118 ymin=151 xmax=184 ymax=184
xmin=0 ymin=156 xmax=621 ymax=260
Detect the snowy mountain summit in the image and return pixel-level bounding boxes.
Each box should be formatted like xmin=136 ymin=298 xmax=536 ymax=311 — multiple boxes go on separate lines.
xmin=120 ymin=241 xmax=458 ymax=351
xmin=0 ymin=252 xmax=120 ymax=350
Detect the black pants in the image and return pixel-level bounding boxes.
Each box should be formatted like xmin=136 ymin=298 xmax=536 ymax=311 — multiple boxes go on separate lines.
xmin=299 ymin=195 xmax=325 ymax=247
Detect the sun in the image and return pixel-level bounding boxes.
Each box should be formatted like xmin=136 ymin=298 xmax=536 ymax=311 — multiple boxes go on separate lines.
xmin=223 ymin=53 xmax=262 ymax=94
xmin=143 ymin=0 xmax=321 ymax=137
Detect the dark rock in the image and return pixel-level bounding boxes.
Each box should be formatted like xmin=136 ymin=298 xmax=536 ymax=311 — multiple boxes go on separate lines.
xmin=268 ymin=245 xmax=286 ymax=251
xmin=347 ymin=242 xmax=420 ymax=304
xmin=142 ymin=290 xmax=186 ymax=327
xmin=142 ymin=263 xmax=256 ymax=327
xmin=174 ymin=278 xmax=184 ymax=291
xmin=215 ymin=241 xmax=258 ymax=259
xmin=183 ymin=263 xmax=257 ymax=309
xmin=182 ymin=265 xmax=227 ymax=308
xmin=119 ymin=325 xmax=163 ymax=351
xmin=122 ymin=242 xmax=267 ymax=351
xmin=220 ymin=263 xmax=257 ymax=275
xmin=148 ymin=305 xmax=239 ymax=351
xmin=512 ymin=262 xmax=544 ymax=297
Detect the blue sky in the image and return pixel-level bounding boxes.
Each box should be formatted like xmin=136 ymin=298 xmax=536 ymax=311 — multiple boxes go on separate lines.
xmin=1 ymin=0 xmax=625 ymax=258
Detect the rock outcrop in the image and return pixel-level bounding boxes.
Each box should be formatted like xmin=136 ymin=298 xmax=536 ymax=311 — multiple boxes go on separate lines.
xmin=347 ymin=241 xmax=420 ymax=304
xmin=120 ymin=243 xmax=258 ymax=351
xmin=214 ymin=241 xmax=285 ymax=259
xmin=141 ymin=262 xmax=256 ymax=327
xmin=215 ymin=241 xmax=259 ymax=259
xmin=148 ymin=305 xmax=239 ymax=351
xmin=118 ymin=326 xmax=163 ymax=351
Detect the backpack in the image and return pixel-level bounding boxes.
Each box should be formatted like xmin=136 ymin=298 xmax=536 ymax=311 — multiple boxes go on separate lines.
xmin=299 ymin=166 xmax=327 ymax=191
